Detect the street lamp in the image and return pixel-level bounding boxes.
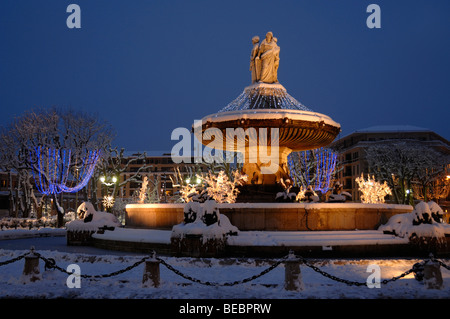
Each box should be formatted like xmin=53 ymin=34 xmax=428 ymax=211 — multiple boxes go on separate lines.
xmin=186 ymin=177 xmax=202 ymax=185
xmin=99 ymin=175 xmax=118 ymax=212
xmin=100 ymin=175 xmax=118 ymax=187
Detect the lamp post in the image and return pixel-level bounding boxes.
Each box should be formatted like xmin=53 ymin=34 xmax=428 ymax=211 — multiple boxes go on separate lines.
xmin=99 ymin=174 xmax=118 ymax=212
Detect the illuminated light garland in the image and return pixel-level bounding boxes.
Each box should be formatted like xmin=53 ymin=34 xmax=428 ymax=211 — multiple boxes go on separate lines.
xmin=102 ymin=195 xmax=115 ymax=209
xmin=218 ymin=86 xmax=312 ymax=112
xmin=32 ymin=146 xmax=100 ymax=195
xmin=288 ymin=147 xmax=337 ymax=193
xmin=355 ymin=173 xmax=392 ymax=204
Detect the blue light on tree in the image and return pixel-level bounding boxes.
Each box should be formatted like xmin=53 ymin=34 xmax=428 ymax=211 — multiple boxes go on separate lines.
xmin=287 ymin=147 xmax=337 ymax=193
xmin=31 ymin=146 xmax=100 ymax=195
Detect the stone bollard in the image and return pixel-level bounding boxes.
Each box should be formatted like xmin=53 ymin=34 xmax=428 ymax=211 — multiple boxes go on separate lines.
xmin=424 ymin=260 xmax=443 ymax=289
xmin=22 ymin=247 xmax=41 ymax=283
xmin=284 ymin=251 xmax=303 ymax=291
xmin=142 ymin=252 xmax=161 ymax=288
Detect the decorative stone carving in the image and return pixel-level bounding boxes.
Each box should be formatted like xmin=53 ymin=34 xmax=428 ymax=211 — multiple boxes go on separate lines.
xmin=250 ymin=36 xmax=261 ymax=83
xmin=251 ymin=31 xmax=280 ymax=84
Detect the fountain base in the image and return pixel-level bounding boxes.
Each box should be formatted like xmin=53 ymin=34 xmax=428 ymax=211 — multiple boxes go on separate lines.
xmin=125 ymin=203 xmax=414 ymax=231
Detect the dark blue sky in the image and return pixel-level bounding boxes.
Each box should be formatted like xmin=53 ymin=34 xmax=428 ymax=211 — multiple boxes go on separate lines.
xmin=1 ymin=1 xmax=449 ymax=152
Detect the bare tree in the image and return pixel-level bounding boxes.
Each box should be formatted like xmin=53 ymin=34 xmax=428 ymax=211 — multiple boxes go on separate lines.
xmin=0 ymin=107 xmax=115 ymax=226
xmin=288 ymin=148 xmax=340 ymax=195
xmin=89 ymin=147 xmax=154 ymax=210
xmin=365 ymin=141 xmax=449 ymax=205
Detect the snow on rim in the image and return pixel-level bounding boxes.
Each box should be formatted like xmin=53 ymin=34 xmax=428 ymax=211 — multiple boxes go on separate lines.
xmin=195 ymin=109 xmax=340 ymax=128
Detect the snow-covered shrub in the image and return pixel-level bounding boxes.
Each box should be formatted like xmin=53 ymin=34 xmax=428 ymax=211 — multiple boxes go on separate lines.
xmin=379 ymin=201 xmax=450 ymax=240
xmin=0 ymin=214 xmax=74 ymax=230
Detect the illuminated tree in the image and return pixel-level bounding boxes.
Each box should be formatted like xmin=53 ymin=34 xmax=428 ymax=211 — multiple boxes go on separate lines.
xmin=199 ymin=169 xmax=247 ymax=204
xmin=288 ymin=147 xmax=337 ymax=193
xmin=355 ymin=173 xmax=392 ymax=204
xmin=412 ymin=172 xmax=450 ymax=203
xmin=0 ymin=108 xmax=113 ymax=226
xmin=365 ymin=142 xmax=449 ymax=205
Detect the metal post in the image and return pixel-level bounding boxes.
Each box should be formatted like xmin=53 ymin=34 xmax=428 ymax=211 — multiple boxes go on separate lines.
xmin=22 ymin=247 xmax=40 ymax=282
xmin=424 ymin=258 xmax=443 ymax=289
xmin=142 ymin=252 xmax=161 ymax=288
xmin=284 ymin=251 xmax=303 ymax=291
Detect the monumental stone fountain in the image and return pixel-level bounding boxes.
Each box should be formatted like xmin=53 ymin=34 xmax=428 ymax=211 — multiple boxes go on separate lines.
xmin=125 ymin=32 xmax=413 ymax=233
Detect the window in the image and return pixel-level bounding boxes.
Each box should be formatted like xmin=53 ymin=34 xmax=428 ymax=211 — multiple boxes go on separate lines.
xmin=344 ymin=180 xmax=352 ymax=189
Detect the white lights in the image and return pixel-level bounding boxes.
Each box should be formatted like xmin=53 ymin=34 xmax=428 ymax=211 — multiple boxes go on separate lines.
xmin=102 ymin=195 xmax=115 ymax=209
xmin=100 ymin=175 xmax=118 ymax=187
xmin=355 ymin=173 xmax=392 ymax=204
xmin=185 ymin=177 xmax=201 ymax=185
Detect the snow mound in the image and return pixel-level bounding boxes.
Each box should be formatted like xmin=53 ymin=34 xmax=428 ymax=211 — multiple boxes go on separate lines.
xmin=66 ymin=202 xmax=122 ymax=232
xmin=172 ymin=214 xmax=238 ymax=240
xmin=172 ymin=201 xmax=239 ymax=240
xmin=379 ymin=201 xmax=450 ymax=239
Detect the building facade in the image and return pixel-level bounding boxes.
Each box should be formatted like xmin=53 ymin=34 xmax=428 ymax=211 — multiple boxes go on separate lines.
xmin=96 ymin=152 xmax=208 ymax=204
xmin=329 ymin=126 xmax=450 ymax=204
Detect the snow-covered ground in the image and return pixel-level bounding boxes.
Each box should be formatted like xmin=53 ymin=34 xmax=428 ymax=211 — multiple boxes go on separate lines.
xmin=0 ymin=231 xmax=449 ymax=301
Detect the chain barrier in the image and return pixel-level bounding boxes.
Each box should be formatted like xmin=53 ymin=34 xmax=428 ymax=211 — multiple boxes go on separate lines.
xmin=428 ymin=254 xmax=450 ymax=272
xmin=297 ymin=256 xmax=416 ymax=286
xmin=156 ymin=255 xmax=287 ymax=287
xmin=0 ymin=251 xmax=30 ymax=267
xmin=35 ymin=253 xmax=151 ymax=279
xmin=0 ymin=248 xmax=449 ymax=287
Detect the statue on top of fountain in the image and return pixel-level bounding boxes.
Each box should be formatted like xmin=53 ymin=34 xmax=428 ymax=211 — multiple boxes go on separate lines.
xmin=250 ymin=31 xmax=280 ymax=84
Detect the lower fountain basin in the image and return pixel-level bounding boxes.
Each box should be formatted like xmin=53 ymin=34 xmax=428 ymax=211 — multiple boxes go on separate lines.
xmin=125 ymin=203 xmax=413 ymax=231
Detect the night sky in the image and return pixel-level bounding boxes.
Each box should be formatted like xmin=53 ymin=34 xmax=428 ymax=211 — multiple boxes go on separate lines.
xmin=1 ymin=1 xmax=449 ymax=152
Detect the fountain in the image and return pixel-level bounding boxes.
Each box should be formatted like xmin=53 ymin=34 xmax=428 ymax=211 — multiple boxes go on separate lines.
xmin=195 ymin=83 xmax=341 ymax=201
xmin=108 ymin=32 xmax=416 ymax=257
xmin=126 ymin=31 xmax=412 ymax=231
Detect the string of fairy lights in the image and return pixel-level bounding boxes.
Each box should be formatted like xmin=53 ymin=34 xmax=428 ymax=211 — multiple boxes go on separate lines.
xmin=31 ymin=146 xmax=100 ymax=196
xmin=287 ymin=147 xmax=337 ymax=193
xmin=218 ymin=86 xmax=312 ymax=113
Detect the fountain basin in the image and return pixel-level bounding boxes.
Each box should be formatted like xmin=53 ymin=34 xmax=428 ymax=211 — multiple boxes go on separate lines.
xmin=125 ymin=203 xmax=413 ymax=231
